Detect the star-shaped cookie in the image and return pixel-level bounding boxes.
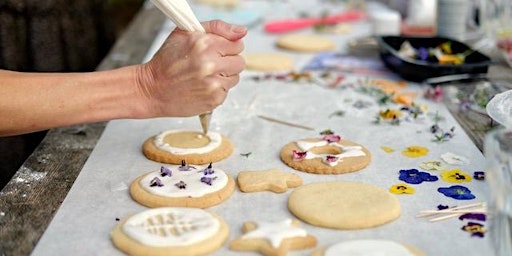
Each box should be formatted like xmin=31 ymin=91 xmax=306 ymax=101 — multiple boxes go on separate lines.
xmin=229 ymin=219 xmax=317 ymax=256
xmin=237 ymin=168 xmax=303 ymax=193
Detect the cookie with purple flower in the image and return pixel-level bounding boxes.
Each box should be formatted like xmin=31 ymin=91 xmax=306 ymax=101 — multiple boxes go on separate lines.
xmin=130 ymin=162 xmax=235 ymax=208
xmin=280 ymin=131 xmax=371 ymax=174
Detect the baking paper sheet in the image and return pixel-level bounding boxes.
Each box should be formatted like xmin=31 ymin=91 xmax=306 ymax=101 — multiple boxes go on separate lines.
xmin=32 ymin=1 xmax=493 ymax=255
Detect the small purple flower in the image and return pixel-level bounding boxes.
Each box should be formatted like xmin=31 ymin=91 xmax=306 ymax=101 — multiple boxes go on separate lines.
xmin=473 ymin=171 xmax=485 ymax=181
xmin=399 ymin=169 xmax=438 ymax=184
xmin=160 ymin=166 xmax=172 ymax=177
xmin=438 ymin=185 xmax=476 ymax=200
xmin=200 ymin=176 xmax=217 ymax=186
xmin=417 ymin=47 xmax=429 ymax=60
xmin=459 ymin=213 xmax=486 ymax=221
xmin=175 ymin=181 xmax=187 ymax=189
xmin=323 ymin=134 xmax=341 ymax=143
xmin=178 ymin=160 xmax=196 ymax=172
xmin=150 ymin=177 xmax=164 ymax=187
xmin=292 ymin=150 xmax=307 ymax=161
xmin=202 ymin=163 xmax=215 ymax=175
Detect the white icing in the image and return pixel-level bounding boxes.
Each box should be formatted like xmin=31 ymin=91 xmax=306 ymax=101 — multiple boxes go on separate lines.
xmin=296 ymin=140 xmax=366 ymax=166
xmin=140 ymin=165 xmax=228 ymax=197
xmin=324 ymin=239 xmax=415 ymax=256
xmin=122 ymin=207 xmax=220 ymax=247
xmin=241 ymin=219 xmax=307 ymax=248
xmin=154 ymin=129 xmax=222 ymax=154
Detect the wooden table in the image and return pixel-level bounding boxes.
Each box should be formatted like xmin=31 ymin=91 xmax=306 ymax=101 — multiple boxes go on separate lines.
xmin=1 ymin=3 xmax=511 ymax=255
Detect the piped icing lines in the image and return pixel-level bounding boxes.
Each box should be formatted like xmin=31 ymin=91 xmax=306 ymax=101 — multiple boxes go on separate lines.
xmin=324 ymin=239 xmax=415 ymax=256
xmin=154 ymin=130 xmax=222 ymax=155
xmin=122 ymin=207 xmax=220 ymax=247
xmin=292 ymin=133 xmax=366 ymax=166
xmin=229 ymin=219 xmax=317 ymax=255
xmin=141 ymin=162 xmax=228 ymax=197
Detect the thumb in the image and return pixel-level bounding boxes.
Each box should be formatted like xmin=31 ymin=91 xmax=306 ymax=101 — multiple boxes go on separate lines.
xmin=201 ymin=20 xmax=247 ymax=41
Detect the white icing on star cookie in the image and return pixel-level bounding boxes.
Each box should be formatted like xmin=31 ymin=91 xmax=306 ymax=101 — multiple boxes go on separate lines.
xmin=122 ymin=207 xmax=220 ymax=247
xmin=241 ymin=219 xmax=307 ymax=248
xmin=154 ymin=130 xmax=222 ymax=155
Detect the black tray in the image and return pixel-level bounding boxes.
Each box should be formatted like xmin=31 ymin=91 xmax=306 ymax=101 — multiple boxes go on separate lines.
xmin=376 ymin=36 xmax=492 ymax=82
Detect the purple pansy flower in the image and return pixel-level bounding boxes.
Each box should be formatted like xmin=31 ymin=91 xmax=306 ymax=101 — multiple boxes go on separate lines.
xmin=438 ymin=185 xmax=476 ymax=200
xmin=160 ymin=166 xmax=172 ymax=177
xmin=459 ymin=213 xmax=486 ymax=221
xmin=175 ymin=181 xmax=187 ymax=189
xmin=200 ymin=176 xmax=217 ymax=186
xmin=399 ymin=168 xmax=438 ymax=184
xmin=178 ymin=160 xmax=196 ymax=172
xmin=150 ymin=177 xmax=164 ymax=187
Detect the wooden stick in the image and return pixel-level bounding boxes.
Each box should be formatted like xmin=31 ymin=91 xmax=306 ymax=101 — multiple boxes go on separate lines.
xmin=257 ymin=115 xmax=315 ymax=131
xmin=417 ymin=202 xmax=485 ymax=218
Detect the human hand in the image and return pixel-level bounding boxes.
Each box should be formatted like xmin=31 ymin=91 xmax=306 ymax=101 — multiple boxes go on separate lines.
xmin=137 ymin=19 xmax=247 ymax=118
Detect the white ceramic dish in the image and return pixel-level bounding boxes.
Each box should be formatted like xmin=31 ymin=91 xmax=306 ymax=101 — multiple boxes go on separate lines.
xmin=486 ymin=89 xmax=512 ymax=128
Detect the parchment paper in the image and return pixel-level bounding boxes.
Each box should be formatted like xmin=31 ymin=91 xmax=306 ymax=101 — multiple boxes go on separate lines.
xmin=32 ymin=1 xmax=493 ymax=255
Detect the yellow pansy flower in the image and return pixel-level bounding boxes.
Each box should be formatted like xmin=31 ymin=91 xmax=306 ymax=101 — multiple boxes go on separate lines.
xmin=441 ymin=169 xmax=472 ymax=183
xmin=389 ymin=183 xmax=415 ymax=195
xmin=402 ymin=146 xmax=429 ymax=158
xmin=379 ymin=109 xmax=403 ymax=119
xmin=381 ymin=146 xmax=395 ymax=153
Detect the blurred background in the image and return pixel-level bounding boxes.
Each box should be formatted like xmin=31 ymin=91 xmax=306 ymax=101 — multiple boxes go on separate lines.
xmin=0 ymin=0 xmax=145 ymax=189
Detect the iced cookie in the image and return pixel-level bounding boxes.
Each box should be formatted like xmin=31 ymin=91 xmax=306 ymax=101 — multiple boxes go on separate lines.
xmin=142 ymin=129 xmax=233 ymax=164
xmin=229 ymin=219 xmax=317 ymax=256
xmin=310 ymin=239 xmax=425 ymax=256
xmin=276 ymin=34 xmax=335 ymax=52
xmin=130 ymin=162 xmax=235 ymax=208
xmin=237 ymin=168 xmax=303 ymax=193
xmin=111 ymin=207 xmax=229 ymax=256
xmin=243 ymin=52 xmax=294 ymax=71
xmin=280 ymin=132 xmax=371 ymax=174
xmin=288 ymin=181 xmax=401 ymax=229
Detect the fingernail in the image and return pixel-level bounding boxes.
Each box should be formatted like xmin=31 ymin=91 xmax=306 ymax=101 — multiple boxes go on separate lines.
xmin=231 ymin=25 xmax=247 ymax=33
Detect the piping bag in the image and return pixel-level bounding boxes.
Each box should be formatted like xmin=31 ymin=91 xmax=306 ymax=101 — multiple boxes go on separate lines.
xmin=150 ymin=0 xmax=212 ymax=134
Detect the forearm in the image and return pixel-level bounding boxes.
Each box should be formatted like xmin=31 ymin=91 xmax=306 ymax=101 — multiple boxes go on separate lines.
xmin=0 ymin=66 xmax=148 ymax=136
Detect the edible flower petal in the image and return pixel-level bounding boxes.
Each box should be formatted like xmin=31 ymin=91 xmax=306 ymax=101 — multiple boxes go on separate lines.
xmin=402 ymin=146 xmax=429 ymax=158
xmin=200 ymin=176 xmax=217 ymax=186
xmin=175 ymin=181 xmax=187 ymax=189
xmin=202 ymin=162 xmax=215 ymax=175
xmin=399 ymin=168 xmax=438 ymax=184
xmin=462 ymin=222 xmax=486 ymax=238
xmin=325 ymin=155 xmax=339 ymax=163
xmin=160 ymin=166 xmax=172 ymax=177
xmin=438 ymin=185 xmax=476 ymax=200
xmin=178 ymin=160 xmax=196 ymax=172
xmin=150 ymin=177 xmax=164 ymax=187
xmin=441 ymin=169 xmax=473 ymax=183
xmin=323 ymin=134 xmax=341 ymax=143
xmin=419 ymin=160 xmax=445 ymax=171
xmin=292 ymin=150 xmax=307 ymax=161
xmin=473 ymin=171 xmax=485 ymax=181
xmin=389 ymin=183 xmax=415 ymax=194
xmin=459 ymin=213 xmax=486 ymax=222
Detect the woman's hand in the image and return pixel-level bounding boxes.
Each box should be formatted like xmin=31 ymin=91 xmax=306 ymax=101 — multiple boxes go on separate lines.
xmin=137 ymin=20 xmax=248 ymax=117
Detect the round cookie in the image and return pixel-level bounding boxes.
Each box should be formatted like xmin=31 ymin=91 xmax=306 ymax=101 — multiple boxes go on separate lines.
xmin=276 ymin=34 xmax=335 ymax=52
xmin=142 ymin=129 xmax=233 ymax=164
xmin=280 ymin=136 xmax=371 ymax=174
xmin=243 ymin=52 xmax=293 ymax=71
xmin=130 ymin=163 xmax=235 ymax=208
xmin=311 ymin=239 xmax=425 ymax=256
xmin=288 ymin=181 xmax=401 ymax=229
xmin=111 ymin=207 xmax=229 ymax=256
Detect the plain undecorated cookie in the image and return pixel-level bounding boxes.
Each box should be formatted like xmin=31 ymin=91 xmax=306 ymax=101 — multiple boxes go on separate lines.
xmin=288 ymin=181 xmax=401 ymax=229
xmin=237 ymin=168 xmax=302 ymax=193
xmin=111 ymin=207 xmax=229 ymax=256
xmin=142 ymin=130 xmax=233 ymax=165
xmin=276 ymin=34 xmax=335 ymax=52
xmin=280 ymin=138 xmax=371 ymax=174
xmin=243 ymin=52 xmax=294 ymax=71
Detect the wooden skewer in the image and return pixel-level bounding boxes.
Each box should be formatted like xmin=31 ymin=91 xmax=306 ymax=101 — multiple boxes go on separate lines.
xmin=417 ymin=202 xmax=486 ymax=222
xmin=417 ymin=202 xmax=485 ymax=217
xmin=257 ymin=115 xmax=315 ymax=131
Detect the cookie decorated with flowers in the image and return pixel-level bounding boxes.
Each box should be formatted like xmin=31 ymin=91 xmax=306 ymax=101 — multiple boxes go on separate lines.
xmin=142 ymin=129 xmax=233 ymax=165
xmin=111 ymin=207 xmax=229 ymax=256
xmin=279 ymin=131 xmax=371 ymax=174
xmin=130 ymin=162 xmax=235 ymax=208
